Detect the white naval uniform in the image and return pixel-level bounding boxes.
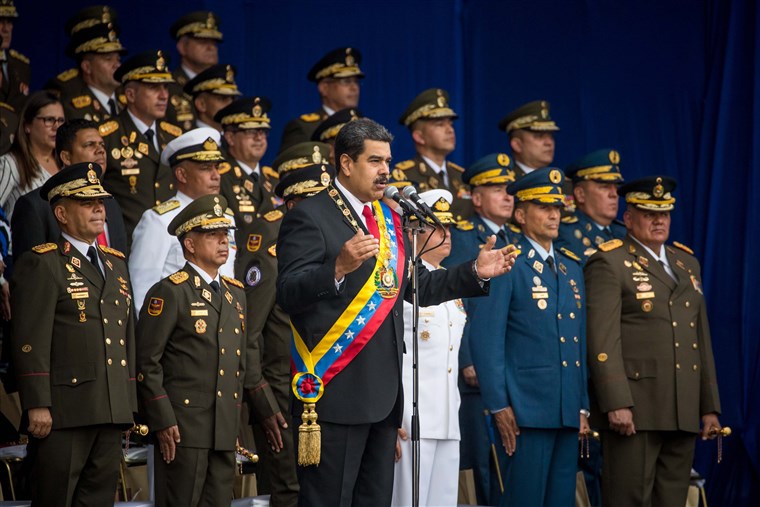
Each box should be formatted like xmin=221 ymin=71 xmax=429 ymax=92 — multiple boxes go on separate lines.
xmin=392 ymin=260 xmax=467 ymax=507
xmin=128 ymin=191 xmax=237 ymax=313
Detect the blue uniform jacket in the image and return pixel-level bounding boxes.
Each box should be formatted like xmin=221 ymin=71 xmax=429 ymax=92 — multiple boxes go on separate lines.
xmin=466 ymin=234 xmax=590 ymax=429
xmin=556 ymin=210 xmax=626 ymax=263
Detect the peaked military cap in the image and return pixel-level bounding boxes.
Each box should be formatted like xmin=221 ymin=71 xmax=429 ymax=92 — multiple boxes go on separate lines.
xmin=40 ymin=162 xmax=112 ymax=204
xmin=311 ymin=108 xmax=363 ymax=142
xmin=408 ymin=189 xmax=457 ymax=225
xmin=565 ymin=148 xmax=624 ymax=184
xmin=507 ymin=167 xmax=566 ymax=205
xmin=619 ymin=176 xmax=677 ymax=211
xmin=0 ymin=0 xmax=17 ymax=18
xmin=114 ymin=50 xmax=174 ymax=84
xmin=161 ymin=127 xmax=225 ymax=167
xmin=307 ymin=47 xmax=364 ymax=82
xmin=168 ymin=194 xmax=234 ymax=236
xmin=170 ymin=11 xmax=222 ymax=41
xmin=214 ymin=96 xmax=272 ymax=130
xmin=66 ymin=22 xmax=126 ymax=59
xmin=463 ymin=153 xmax=517 ymax=186
xmin=498 ymin=100 xmax=560 ymax=133
xmin=272 ymin=141 xmax=331 ymax=178
xmin=399 ymin=88 xmax=458 ymax=128
xmin=64 ymin=5 xmax=117 ymax=35
xmin=183 ymin=64 xmax=241 ymax=97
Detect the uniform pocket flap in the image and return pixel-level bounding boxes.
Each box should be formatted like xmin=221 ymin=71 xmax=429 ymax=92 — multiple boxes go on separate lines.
xmin=51 ymin=363 xmax=97 ymax=386
xmin=624 ymin=359 xmax=657 ymax=380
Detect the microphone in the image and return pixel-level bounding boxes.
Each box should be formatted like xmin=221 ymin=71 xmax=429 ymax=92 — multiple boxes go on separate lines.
xmin=401 ymin=186 xmax=445 ymax=228
xmin=383 ymin=186 xmax=428 ymax=223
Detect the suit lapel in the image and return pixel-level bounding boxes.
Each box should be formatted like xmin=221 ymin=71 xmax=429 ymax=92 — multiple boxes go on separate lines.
xmin=59 ymin=238 xmax=104 ymax=290
xmin=520 ymin=237 xmax=557 ymax=291
xmin=624 ymin=237 xmax=676 ymax=291
xmin=121 ymin=113 xmax=159 ymax=163
xmin=333 ymin=186 xmax=369 ymax=235
xmin=665 ymin=247 xmax=692 ymax=299
xmin=185 ymin=264 xmax=221 ymax=313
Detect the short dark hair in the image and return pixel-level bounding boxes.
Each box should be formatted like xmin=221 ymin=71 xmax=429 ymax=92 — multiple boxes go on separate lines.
xmin=55 ymin=119 xmax=100 ymax=163
xmin=334 ymin=118 xmax=393 ymax=164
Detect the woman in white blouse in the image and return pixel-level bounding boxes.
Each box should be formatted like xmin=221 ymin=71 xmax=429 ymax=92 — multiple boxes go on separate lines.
xmin=0 ymin=91 xmax=64 ymax=218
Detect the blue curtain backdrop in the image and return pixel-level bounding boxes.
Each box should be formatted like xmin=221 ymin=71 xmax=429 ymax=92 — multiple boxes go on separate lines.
xmin=14 ymin=0 xmax=759 ymax=504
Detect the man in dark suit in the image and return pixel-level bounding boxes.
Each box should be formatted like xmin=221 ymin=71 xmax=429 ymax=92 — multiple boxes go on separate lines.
xmin=11 ymin=162 xmax=137 ymax=506
xmin=585 ymin=176 xmax=722 ymax=507
xmin=276 ymin=118 xmax=517 ymax=506
xmin=12 ymin=119 xmax=128 ymax=261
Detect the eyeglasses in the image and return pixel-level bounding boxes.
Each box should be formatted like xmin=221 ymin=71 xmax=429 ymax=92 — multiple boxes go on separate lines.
xmin=235 ymin=128 xmax=269 ymax=139
xmin=35 ymin=116 xmax=66 ymax=128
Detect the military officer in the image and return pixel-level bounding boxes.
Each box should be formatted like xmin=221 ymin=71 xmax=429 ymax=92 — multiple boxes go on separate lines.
xmin=11 ymin=162 xmax=137 ymax=506
xmin=498 ymin=100 xmax=559 ymax=178
xmin=100 ymin=50 xmax=181 ymax=239
xmin=279 ymin=47 xmax=364 ymax=152
xmin=466 ymin=167 xmax=590 ymax=507
xmin=442 ymin=152 xmax=519 ymax=506
xmin=390 ymin=88 xmax=472 ymax=221
xmin=0 ymin=96 xmax=16 ymax=154
xmin=167 ymin=10 xmax=223 ymax=131
xmin=183 ymin=63 xmax=241 ymax=132
xmin=584 ymin=176 xmax=721 ymax=507
xmin=136 ymin=194 xmax=249 ymax=506
xmin=392 ymin=189 xmax=466 ymax=507
xmin=557 ymin=148 xmax=627 ymax=263
xmin=310 ymin=107 xmax=363 ymax=165
xmin=274 ymin=144 xmax=336 ymax=209
xmin=129 ymin=127 xmax=236 ymax=313
xmin=0 ymin=0 xmax=30 ymax=112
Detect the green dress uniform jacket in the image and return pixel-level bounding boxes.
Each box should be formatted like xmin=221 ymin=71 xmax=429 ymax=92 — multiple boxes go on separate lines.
xmin=391 ymin=154 xmax=473 ymax=221
xmin=100 ymin=111 xmax=180 ymax=238
xmin=11 ymin=239 xmax=137 ymax=428
xmin=136 ymin=264 xmax=250 ymax=451
xmin=0 ymin=100 xmax=17 ymax=155
xmin=279 ymin=108 xmax=328 ymax=153
xmin=584 ymin=236 xmax=721 ymax=432
xmin=1 ymin=49 xmax=30 ymax=112
xmin=45 ymin=71 xmax=121 ymax=122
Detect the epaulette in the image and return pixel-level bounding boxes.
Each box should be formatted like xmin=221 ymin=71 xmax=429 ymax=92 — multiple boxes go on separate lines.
xmin=508 ymin=223 xmax=521 ymax=233
xmin=448 ymin=161 xmax=465 ymax=173
xmin=672 ymin=241 xmax=694 ymax=255
xmin=222 ymin=275 xmax=244 ymax=289
xmin=9 ymin=49 xmax=29 ymax=64
xmin=152 ymin=199 xmax=180 ymax=215
xmin=169 ymin=271 xmax=189 ymax=284
xmin=262 ymin=165 xmax=279 ymax=180
xmin=0 ymin=101 xmax=14 ymax=112
xmin=391 ymin=168 xmax=406 ymax=181
xmin=598 ymin=239 xmax=623 ymax=252
xmin=98 ymin=245 xmax=125 ymax=259
xmin=225 ymin=207 xmax=234 ymax=216
xmin=300 ymin=113 xmax=321 ymax=122
xmin=98 ymin=120 xmax=119 ymax=137
xmin=160 ymin=121 xmax=182 ymax=137
xmin=263 ymin=210 xmax=284 ymax=222
xmin=118 ymin=94 xmax=127 ymax=106
xmin=560 ymin=215 xmax=578 ymax=224
xmin=560 ymin=247 xmax=581 ymax=262
xmin=217 ymin=161 xmax=231 ymax=174
xmin=56 ymin=68 xmax=79 ymax=82
xmin=32 ymin=243 xmax=57 ymax=254
xmin=71 ymin=95 xmax=92 ymax=109
xmin=456 ymin=220 xmax=474 ymax=231
xmin=394 ymin=159 xmax=415 ymax=170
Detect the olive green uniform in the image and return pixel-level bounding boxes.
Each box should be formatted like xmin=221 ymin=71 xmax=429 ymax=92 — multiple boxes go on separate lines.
xmin=279 ymin=109 xmax=328 ymax=153
xmin=0 ymin=100 xmax=17 ymax=155
xmin=46 ymin=70 xmax=123 ymax=122
xmin=166 ymin=67 xmax=195 ymax=132
xmin=0 ymin=49 xmax=30 ymax=111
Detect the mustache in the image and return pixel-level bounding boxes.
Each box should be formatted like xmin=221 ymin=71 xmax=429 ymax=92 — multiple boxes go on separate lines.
xmin=374 ymin=176 xmax=389 ymax=185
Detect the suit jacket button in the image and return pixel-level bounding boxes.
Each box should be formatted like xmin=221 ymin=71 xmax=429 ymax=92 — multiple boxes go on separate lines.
xmin=71 ymin=378 xmax=77 ymax=384
xmin=575 ymin=360 xmax=580 ymax=367
xmin=184 ymin=399 xmax=190 ymax=405
xmin=121 ymin=359 xmax=127 ymax=367
xmin=692 ymin=364 xmax=698 ymax=371
xmin=107 ymin=358 xmax=113 ymax=365
xmin=692 ymin=343 xmax=698 ymax=350
xmin=394 ymin=310 xmax=399 ymax=317
xmin=560 ymin=337 xmax=566 ymax=343
xmin=105 ymin=338 xmax=112 ymax=345
xmin=562 ymin=361 xmax=568 ymax=367
xmin=219 ymin=369 xmax=225 ymax=376
xmin=217 ymin=391 xmax=223 ymax=397
xmin=236 ymin=349 xmax=241 ymax=356
xmin=234 ymin=393 xmax=239 ymax=399
xmin=676 ymin=363 xmax=681 ymax=370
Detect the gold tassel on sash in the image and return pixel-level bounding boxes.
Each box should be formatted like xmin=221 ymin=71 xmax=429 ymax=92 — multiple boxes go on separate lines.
xmin=298 ymin=403 xmax=321 ymax=466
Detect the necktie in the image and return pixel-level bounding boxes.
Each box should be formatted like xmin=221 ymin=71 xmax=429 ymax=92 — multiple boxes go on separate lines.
xmin=209 ymin=280 xmax=220 ymax=293
xmin=497 ymin=229 xmax=508 ymax=244
xmin=546 ymin=255 xmax=557 ymax=275
xmin=362 ymin=205 xmax=380 ymax=240
xmin=602 ymin=226 xmax=612 ymax=239
xmin=144 ymin=128 xmax=156 ymax=152
xmin=107 ymin=98 xmax=118 ymax=117
xmin=659 ymin=260 xmax=678 ymax=282
xmin=87 ymin=246 xmax=103 ymax=278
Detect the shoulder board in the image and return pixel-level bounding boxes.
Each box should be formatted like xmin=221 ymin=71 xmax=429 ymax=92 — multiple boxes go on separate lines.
xmin=225 ymin=207 xmax=234 ymax=216
xmin=300 ymin=113 xmax=321 ymax=122
xmin=263 ymin=209 xmax=284 ymax=222
xmin=598 ymin=239 xmax=623 ymax=252
xmin=0 ymin=101 xmax=14 ymax=112
xmin=217 ymin=161 xmax=231 ymax=175
xmin=32 ymin=243 xmax=57 ymax=254
xmin=169 ymin=271 xmax=189 ymax=285
xmin=98 ymin=120 xmax=119 ymax=137
xmin=560 ymin=215 xmax=579 ymax=224
xmin=98 ymin=245 xmax=125 ymax=259
xmin=262 ymin=165 xmax=279 ymax=180
xmin=56 ymin=68 xmax=79 ymax=82
xmin=71 ymin=95 xmax=92 ymax=109
xmin=118 ymin=94 xmax=127 ymax=106
xmin=9 ymin=49 xmax=29 ymax=64
xmin=159 ymin=121 xmax=182 ymax=137
xmin=508 ymin=223 xmax=521 ymax=233
xmin=152 ymin=199 xmax=181 ymax=215
xmin=559 ymin=247 xmax=581 ymax=262
xmin=448 ymin=161 xmax=465 ymax=173
xmin=222 ymin=275 xmax=244 ymax=289
xmin=394 ymin=159 xmax=415 ymax=171
xmin=672 ymin=241 xmax=694 ymax=255
xmin=456 ymin=220 xmax=474 ymax=231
